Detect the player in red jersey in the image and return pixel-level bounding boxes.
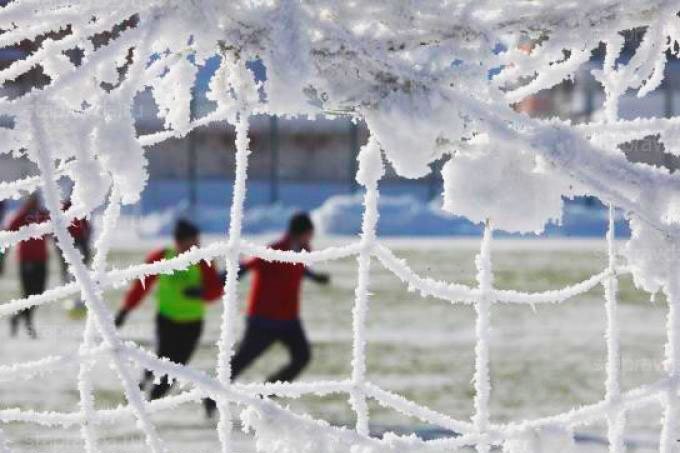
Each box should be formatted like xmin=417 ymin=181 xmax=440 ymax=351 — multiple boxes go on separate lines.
xmin=205 ymin=212 xmax=330 ymax=417
xmin=59 ymin=199 xmax=92 ymax=319
xmin=234 ymin=212 xmax=329 ymax=381
xmin=59 ymin=199 xmax=91 ymax=283
xmin=7 ymin=194 xmax=50 ymax=338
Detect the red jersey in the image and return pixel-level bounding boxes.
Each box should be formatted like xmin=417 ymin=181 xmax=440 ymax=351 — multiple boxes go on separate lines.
xmin=123 ymin=248 xmax=223 ymax=311
xmin=68 ymin=217 xmax=90 ymax=242
xmin=8 ymin=204 xmax=50 ymax=263
xmin=244 ymin=236 xmax=308 ymax=321
xmin=63 ymin=201 xmax=90 ymax=242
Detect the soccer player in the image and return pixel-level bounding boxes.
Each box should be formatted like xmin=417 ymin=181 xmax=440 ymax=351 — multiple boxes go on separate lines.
xmin=204 ymin=212 xmax=330 ymax=417
xmin=59 ymin=199 xmax=92 ymax=319
xmin=235 ymin=212 xmax=329 ymax=381
xmin=59 ymin=199 xmax=91 ymax=283
xmin=7 ymin=194 xmax=50 ymax=338
xmin=239 ymin=213 xmax=330 ymax=370
xmin=114 ymin=219 xmax=223 ymax=406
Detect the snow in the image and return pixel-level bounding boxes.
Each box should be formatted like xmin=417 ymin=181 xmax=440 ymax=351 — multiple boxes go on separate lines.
xmin=442 ymin=134 xmax=579 ymax=234
xmin=0 ymin=238 xmax=670 ymax=452
xmin=503 ymin=426 xmax=576 ymax=453
xmin=1 ymin=0 xmax=680 ymax=452
xmin=215 ymin=67 xmax=256 ymax=452
xmin=472 ymin=225 xmax=494 ymax=453
xmin=96 ymin=182 xmax=630 ymax=239
xmin=348 ymin=136 xmax=382 ymax=436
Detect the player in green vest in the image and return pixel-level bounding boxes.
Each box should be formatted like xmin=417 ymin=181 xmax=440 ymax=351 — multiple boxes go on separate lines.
xmin=114 ymin=219 xmax=223 ymax=407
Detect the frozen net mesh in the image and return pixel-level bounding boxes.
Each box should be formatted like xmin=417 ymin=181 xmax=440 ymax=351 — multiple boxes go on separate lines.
xmin=0 ymin=2 xmax=680 ymax=453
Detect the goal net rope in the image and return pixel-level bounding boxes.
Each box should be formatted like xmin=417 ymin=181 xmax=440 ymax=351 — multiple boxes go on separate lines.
xmin=0 ymin=1 xmax=679 ymax=452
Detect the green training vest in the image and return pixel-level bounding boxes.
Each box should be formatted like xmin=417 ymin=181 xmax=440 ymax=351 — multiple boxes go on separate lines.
xmin=156 ymin=248 xmax=205 ymax=322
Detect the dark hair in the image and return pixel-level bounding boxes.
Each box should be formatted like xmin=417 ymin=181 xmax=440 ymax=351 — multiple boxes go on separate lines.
xmin=174 ymin=218 xmax=199 ymax=242
xmin=288 ymin=212 xmax=314 ymax=236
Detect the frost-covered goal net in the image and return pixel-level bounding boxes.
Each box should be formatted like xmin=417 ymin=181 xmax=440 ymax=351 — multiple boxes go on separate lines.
xmin=1 ymin=1 xmax=680 ymax=452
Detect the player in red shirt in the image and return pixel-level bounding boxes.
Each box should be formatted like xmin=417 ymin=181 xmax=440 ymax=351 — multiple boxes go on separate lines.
xmin=58 ymin=199 xmax=92 ymax=319
xmin=59 ymin=199 xmax=91 ymax=282
xmin=232 ymin=213 xmax=330 ymax=382
xmin=204 ymin=212 xmax=330 ymax=417
xmin=7 ymin=194 xmax=50 ymax=338
xmin=235 ymin=212 xmax=329 ymax=379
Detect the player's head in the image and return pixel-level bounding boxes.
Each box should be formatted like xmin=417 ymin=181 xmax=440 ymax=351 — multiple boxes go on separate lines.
xmin=174 ymin=218 xmax=200 ymax=253
xmin=288 ymin=212 xmax=314 ymax=246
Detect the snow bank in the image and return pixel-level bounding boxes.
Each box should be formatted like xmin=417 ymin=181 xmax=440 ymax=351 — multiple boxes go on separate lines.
xmin=109 ymin=193 xmax=629 ymax=239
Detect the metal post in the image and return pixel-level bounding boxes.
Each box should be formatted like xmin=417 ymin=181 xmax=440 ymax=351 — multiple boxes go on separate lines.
xmin=585 ymin=70 xmax=595 ymax=122
xmin=269 ymin=115 xmax=279 ymax=204
xmin=664 ymin=70 xmax=675 ymax=171
xmin=427 ymin=162 xmax=439 ymax=201
xmin=664 ymin=74 xmax=674 ymax=119
xmin=349 ymin=120 xmax=359 ymax=193
xmin=188 ymin=94 xmax=198 ymax=215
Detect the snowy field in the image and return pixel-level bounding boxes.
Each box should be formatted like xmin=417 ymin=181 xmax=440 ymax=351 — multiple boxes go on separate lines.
xmin=0 ymin=237 xmax=668 ymax=452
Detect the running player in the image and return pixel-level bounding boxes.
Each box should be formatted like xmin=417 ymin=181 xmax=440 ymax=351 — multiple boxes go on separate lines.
xmin=114 ymin=219 xmax=223 ymax=411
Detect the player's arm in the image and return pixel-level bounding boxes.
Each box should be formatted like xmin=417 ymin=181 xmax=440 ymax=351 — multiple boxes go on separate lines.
xmin=239 ymin=257 xmax=260 ymax=278
xmin=7 ymin=205 xmax=29 ymax=231
xmin=304 ymin=267 xmax=331 ymax=285
xmin=218 ymin=257 xmax=259 ymax=283
xmin=8 ymin=206 xmax=50 ymax=231
xmin=114 ymin=249 xmax=164 ymax=327
xmin=298 ymin=243 xmax=329 ymax=284
xmin=186 ymin=260 xmax=224 ymax=302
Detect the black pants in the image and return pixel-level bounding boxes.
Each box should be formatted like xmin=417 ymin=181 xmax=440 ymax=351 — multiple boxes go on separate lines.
xmin=232 ymin=317 xmax=311 ymax=383
xmin=204 ymin=317 xmax=312 ymax=416
xmin=143 ymin=314 xmax=203 ymax=400
xmin=12 ymin=261 xmax=47 ymax=338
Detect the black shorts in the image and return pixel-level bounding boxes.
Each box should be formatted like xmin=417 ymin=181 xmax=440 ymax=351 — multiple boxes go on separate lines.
xmin=20 ymin=261 xmax=47 ymax=298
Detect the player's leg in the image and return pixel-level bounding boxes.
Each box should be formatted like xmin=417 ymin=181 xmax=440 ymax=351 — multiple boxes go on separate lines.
xmin=149 ymin=317 xmax=204 ymax=400
xmin=266 ymin=320 xmax=311 ymax=383
xmin=140 ymin=313 xmax=168 ymax=391
xmin=78 ymin=240 xmax=91 ymax=266
xmin=232 ymin=318 xmax=277 ymax=380
xmin=140 ymin=315 xmax=167 ymax=395
xmin=58 ymin=247 xmax=69 ymax=285
xmin=171 ymin=321 xmax=207 ymax=408
xmin=148 ymin=315 xmax=175 ymax=399
xmin=139 ymin=367 xmax=154 ymax=392
xmin=204 ymin=318 xmax=276 ymax=417
xmin=173 ymin=320 xmax=203 ymax=365
xmin=11 ymin=262 xmax=30 ymax=336
xmin=62 ymin=238 xmax=92 ymax=320
xmin=24 ymin=261 xmax=46 ymax=339
xmin=23 ymin=306 xmax=37 ymax=339
xmin=9 ymin=314 xmax=19 ymax=337
xmin=14 ymin=261 xmax=45 ymax=338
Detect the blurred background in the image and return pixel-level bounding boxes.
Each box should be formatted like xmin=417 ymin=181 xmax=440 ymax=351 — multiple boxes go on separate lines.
xmin=2 ymin=26 xmax=679 ymax=239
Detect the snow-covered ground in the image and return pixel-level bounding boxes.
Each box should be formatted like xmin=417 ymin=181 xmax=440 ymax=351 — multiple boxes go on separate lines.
xmin=0 ymin=238 xmax=666 ymax=452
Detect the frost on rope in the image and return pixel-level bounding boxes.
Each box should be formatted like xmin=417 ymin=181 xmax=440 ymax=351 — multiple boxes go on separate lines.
xmin=2 ymin=1 xmax=680 ymax=452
